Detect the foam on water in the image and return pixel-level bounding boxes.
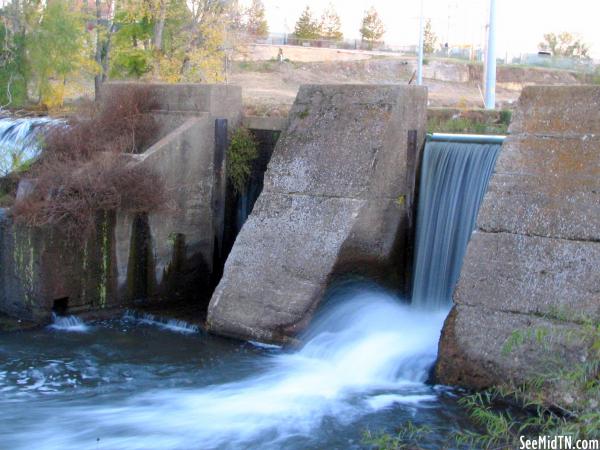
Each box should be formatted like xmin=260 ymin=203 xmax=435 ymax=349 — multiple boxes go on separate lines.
xmin=123 ymin=311 xmax=200 ymax=334
xmin=48 ymin=314 xmax=90 ymax=332
xmin=10 ymin=289 xmax=448 ymax=450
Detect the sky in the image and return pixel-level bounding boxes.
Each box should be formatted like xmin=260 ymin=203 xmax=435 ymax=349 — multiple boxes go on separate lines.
xmin=246 ymin=0 xmax=600 ymax=59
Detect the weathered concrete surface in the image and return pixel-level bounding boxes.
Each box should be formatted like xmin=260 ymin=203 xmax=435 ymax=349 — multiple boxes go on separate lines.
xmin=242 ymin=115 xmax=288 ymax=132
xmin=436 ymin=86 xmax=600 ymax=405
xmin=1 ymin=83 xmax=243 ymax=322
xmin=105 ymin=83 xmax=242 ymax=305
xmin=101 ymin=82 xmax=242 ymax=123
xmin=138 ymin=116 xmax=215 ymax=298
xmin=208 ymin=85 xmax=427 ymax=343
xmin=0 ymin=210 xmax=119 ymax=321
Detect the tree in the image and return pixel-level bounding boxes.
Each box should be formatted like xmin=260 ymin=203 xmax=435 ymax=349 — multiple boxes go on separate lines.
xmin=423 ymin=19 xmax=438 ymax=55
xmin=245 ymin=0 xmax=268 ymax=39
xmin=293 ymin=6 xmax=320 ymax=40
xmin=93 ymin=0 xmax=117 ymax=99
xmin=27 ymin=0 xmax=91 ymax=107
xmin=0 ymin=19 xmax=28 ymax=107
xmin=359 ymin=6 xmax=384 ymax=48
xmin=539 ymin=32 xmax=590 ymax=59
xmin=0 ymin=0 xmax=36 ymax=107
xmin=109 ymin=0 xmax=229 ymax=83
xmin=319 ymin=3 xmax=342 ymax=41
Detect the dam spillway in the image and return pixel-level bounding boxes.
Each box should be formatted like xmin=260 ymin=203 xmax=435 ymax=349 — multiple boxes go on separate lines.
xmin=0 ymin=117 xmax=60 ymax=175
xmin=411 ymin=135 xmax=503 ymax=309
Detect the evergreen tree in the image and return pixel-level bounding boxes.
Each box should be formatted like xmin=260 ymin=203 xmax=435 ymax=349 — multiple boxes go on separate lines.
xmin=423 ymin=19 xmax=438 ymax=54
xmin=359 ymin=6 xmax=384 ymax=48
xmin=245 ymin=0 xmax=269 ymax=39
xmin=293 ymin=6 xmax=320 ymax=40
xmin=319 ymin=3 xmax=342 ymax=41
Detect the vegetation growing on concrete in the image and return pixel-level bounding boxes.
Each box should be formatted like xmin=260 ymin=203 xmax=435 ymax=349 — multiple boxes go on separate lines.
xmin=427 ymin=109 xmax=512 ymax=135
xmin=11 ymin=86 xmax=166 ymax=238
xmin=226 ymin=127 xmax=259 ymax=194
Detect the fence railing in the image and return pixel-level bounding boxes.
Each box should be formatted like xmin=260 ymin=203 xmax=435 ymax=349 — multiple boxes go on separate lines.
xmin=253 ymin=33 xmax=598 ymax=74
xmin=509 ymin=54 xmax=596 ymax=72
xmin=255 ymin=32 xmax=415 ymax=54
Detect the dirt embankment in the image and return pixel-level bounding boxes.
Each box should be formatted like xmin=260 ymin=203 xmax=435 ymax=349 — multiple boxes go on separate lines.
xmin=232 ymin=44 xmax=588 ymax=116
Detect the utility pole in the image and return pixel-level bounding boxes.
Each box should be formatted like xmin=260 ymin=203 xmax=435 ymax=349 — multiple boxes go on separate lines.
xmin=484 ymin=0 xmax=497 ymax=109
xmin=417 ymin=0 xmax=425 ymax=85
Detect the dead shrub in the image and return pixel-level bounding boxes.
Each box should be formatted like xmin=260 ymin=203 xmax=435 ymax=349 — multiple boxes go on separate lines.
xmin=12 ymin=85 xmax=167 ymax=238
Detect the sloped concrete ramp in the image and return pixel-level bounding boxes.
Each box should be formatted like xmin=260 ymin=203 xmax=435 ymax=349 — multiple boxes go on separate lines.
xmin=207 ymin=85 xmax=427 ymax=343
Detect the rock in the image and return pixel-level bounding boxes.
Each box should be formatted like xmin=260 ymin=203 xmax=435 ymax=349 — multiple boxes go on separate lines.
xmin=436 ymin=86 xmax=600 ymax=407
xmin=207 ymin=85 xmax=428 ymax=343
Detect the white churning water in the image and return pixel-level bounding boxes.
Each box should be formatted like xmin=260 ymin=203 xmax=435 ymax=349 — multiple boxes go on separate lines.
xmin=8 ymin=289 xmax=448 ymax=450
xmin=48 ymin=314 xmax=90 ymax=332
xmin=0 ymin=116 xmax=61 ymax=175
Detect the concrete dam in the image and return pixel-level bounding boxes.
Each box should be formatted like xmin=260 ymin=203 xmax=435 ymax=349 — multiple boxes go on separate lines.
xmin=0 ymin=83 xmax=598 ymax=448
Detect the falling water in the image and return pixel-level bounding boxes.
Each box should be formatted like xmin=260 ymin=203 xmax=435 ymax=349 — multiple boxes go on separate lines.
xmin=411 ymin=139 xmax=502 ymax=309
xmin=0 ymin=116 xmax=60 ymax=175
xmin=48 ymin=314 xmax=90 ymax=332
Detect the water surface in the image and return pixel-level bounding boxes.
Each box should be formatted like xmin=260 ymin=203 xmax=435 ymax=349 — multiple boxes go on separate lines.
xmin=0 ymin=289 xmax=469 ymax=450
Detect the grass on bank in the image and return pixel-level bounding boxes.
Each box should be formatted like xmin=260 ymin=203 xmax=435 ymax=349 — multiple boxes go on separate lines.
xmin=427 ymin=110 xmax=512 ymax=136
xmin=363 ymin=314 xmax=600 ymax=449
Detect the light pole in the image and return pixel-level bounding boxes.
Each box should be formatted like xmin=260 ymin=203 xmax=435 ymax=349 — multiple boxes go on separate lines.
xmin=417 ymin=0 xmax=425 ymax=85
xmin=484 ymin=0 xmax=497 ymax=109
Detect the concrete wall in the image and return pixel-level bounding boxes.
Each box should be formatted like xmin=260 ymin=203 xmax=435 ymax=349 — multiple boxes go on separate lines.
xmin=207 ymin=84 xmax=428 ymax=344
xmin=0 ymin=211 xmax=119 ymax=321
xmin=435 ymin=86 xmax=600 ymax=407
xmin=0 ymin=83 xmax=243 ymax=321
xmin=103 ymin=83 xmax=243 ymax=306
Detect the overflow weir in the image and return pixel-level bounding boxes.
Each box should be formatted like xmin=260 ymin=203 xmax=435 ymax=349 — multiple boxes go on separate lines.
xmin=411 ymin=134 xmax=503 ymax=309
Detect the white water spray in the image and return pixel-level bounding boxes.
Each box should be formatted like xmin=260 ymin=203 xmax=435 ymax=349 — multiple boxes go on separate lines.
xmin=48 ymin=314 xmax=89 ymax=332
xmin=123 ymin=311 xmax=200 ymax=334
xmin=0 ymin=117 xmax=60 ymax=175
xmin=23 ymin=289 xmax=447 ymax=450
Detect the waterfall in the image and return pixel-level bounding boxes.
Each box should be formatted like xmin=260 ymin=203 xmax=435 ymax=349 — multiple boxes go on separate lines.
xmin=48 ymin=313 xmax=89 ymax=332
xmin=0 ymin=117 xmax=59 ymax=175
xmin=411 ymin=137 xmax=502 ymax=309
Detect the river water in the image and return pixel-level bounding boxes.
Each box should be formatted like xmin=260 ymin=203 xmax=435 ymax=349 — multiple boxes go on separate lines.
xmin=0 ymin=287 xmax=469 ymax=450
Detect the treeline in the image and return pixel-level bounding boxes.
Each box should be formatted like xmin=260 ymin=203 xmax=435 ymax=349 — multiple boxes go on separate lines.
xmin=0 ymin=0 xmax=268 ymax=109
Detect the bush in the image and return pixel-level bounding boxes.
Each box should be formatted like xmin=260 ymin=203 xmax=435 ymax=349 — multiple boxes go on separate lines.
xmin=12 ymin=85 xmax=166 ymax=237
xmin=499 ymin=109 xmax=512 ymax=127
xmin=226 ymin=127 xmax=259 ymax=194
